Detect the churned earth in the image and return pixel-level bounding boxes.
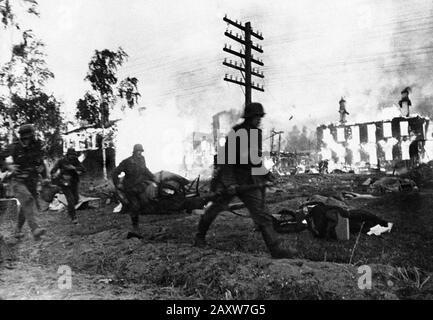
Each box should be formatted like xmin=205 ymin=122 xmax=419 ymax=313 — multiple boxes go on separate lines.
xmin=0 ymin=174 xmax=432 ymax=300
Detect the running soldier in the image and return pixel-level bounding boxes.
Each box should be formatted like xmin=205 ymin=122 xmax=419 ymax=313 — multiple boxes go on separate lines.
xmin=194 ymin=102 xmax=297 ymax=259
xmin=51 ymin=148 xmax=85 ymax=225
xmin=112 ymin=144 xmax=158 ymax=234
xmin=1 ymin=124 xmax=46 ymax=240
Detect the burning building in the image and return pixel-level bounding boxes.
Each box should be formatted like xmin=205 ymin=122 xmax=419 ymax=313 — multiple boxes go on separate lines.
xmin=317 ymin=115 xmax=431 ymax=172
xmin=212 ymin=109 xmax=241 ymax=150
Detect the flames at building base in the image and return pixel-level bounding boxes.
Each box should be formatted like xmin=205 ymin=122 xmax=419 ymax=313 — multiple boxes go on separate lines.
xmin=317 ymin=114 xmax=433 ymax=173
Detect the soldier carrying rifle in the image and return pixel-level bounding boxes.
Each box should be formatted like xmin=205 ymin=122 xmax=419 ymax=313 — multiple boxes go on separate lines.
xmin=193 ymin=102 xmax=297 ymax=259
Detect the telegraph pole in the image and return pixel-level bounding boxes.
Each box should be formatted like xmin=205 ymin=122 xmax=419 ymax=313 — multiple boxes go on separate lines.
xmin=244 ymin=22 xmax=252 ymax=105
xmin=222 ymin=15 xmax=264 ymax=106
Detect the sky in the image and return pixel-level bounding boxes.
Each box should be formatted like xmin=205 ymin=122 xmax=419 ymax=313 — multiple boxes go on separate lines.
xmin=1 ymin=0 xmax=433 ymax=169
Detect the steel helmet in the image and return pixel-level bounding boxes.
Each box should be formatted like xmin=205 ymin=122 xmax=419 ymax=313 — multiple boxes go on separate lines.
xmin=18 ymin=124 xmax=35 ymax=138
xmin=242 ymin=102 xmax=265 ymax=118
xmin=133 ymin=144 xmax=144 ymax=153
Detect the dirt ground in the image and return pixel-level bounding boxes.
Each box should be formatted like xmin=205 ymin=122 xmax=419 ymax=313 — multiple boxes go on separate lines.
xmin=1 ymin=173 xmax=433 ymax=300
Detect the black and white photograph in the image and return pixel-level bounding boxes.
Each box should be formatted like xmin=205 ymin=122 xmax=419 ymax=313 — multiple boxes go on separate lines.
xmin=0 ymin=0 xmax=433 ymax=304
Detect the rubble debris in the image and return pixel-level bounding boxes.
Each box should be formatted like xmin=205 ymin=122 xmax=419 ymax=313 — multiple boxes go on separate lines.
xmin=340 ymin=191 xmax=378 ymax=200
xmin=403 ymin=162 xmax=433 ymax=188
xmin=113 ymin=203 xmax=123 ymax=213
xmin=367 ymin=223 xmax=393 ymax=236
xmin=362 ymin=178 xmax=372 ymax=186
xmin=49 ymin=194 xmax=101 ymax=212
xmin=369 ymin=177 xmax=418 ymax=194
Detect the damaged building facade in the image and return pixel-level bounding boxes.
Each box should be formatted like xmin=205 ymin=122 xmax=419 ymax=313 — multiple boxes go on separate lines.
xmin=317 ymin=115 xmax=430 ymax=172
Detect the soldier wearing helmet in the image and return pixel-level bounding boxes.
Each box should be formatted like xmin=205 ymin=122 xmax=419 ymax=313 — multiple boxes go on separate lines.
xmin=50 ymin=148 xmax=85 ymax=225
xmin=194 ymin=102 xmax=298 ymax=259
xmin=112 ymin=144 xmax=157 ymax=235
xmin=0 ymin=124 xmax=47 ymax=240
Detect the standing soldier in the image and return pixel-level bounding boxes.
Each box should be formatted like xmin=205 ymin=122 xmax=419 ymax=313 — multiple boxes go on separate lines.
xmin=399 ymin=87 xmax=412 ymax=117
xmin=51 ymin=148 xmax=85 ymax=225
xmin=2 ymin=124 xmax=46 ymax=240
xmin=112 ymin=144 xmax=158 ymax=235
xmin=339 ymin=97 xmax=349 ymax=124
xmin=193 ymin=102 xmax=297 ymax=259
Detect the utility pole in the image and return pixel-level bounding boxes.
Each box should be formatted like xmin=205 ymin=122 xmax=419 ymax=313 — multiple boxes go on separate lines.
xmin=222 ymin=15 xmax=264 ymax=107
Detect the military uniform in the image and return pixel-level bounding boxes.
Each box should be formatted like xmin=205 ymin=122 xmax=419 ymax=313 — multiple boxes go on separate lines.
xmin=112 ymin=145 xmax=156 ymax=231
xmin=51 ymin=149 xmax=84 ymax=223
xmin=195 ymin=103 xmax=297 ymax=259
xmin=1 ymin=124 xmax=46 ymax=239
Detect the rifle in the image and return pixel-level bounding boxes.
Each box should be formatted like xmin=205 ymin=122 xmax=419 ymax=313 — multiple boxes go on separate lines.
xmin=184 ymin=182 xmax=274 ymax=213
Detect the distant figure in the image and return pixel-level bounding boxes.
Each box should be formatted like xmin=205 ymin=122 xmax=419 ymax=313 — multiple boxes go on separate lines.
xmin=399 ymin=87 xmax=412 ymax=117
xmin=339 ymin=97 xmax=349 ymax=124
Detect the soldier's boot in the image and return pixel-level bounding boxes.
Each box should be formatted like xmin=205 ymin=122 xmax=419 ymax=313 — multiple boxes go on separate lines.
xmin=193 ymin=203 xmax=223 ymax=248
xmin=260 ymin=225 xmax=297 ymax=259
xmin=193 ymin=213 xmax=217 ymax=248
xmin=193 ymin=218 xmax=209 ymax=248
xmin=32 ymin=227 xmax=46 ymax=240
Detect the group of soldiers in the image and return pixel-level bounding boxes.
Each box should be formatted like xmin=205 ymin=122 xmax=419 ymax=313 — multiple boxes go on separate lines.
xmin=111 ymin=102 xmax=297 ymax=259
xmin=0 ymin=124 xmax=84 ymax=242
xmin=1 ymin=101 xmax=297 ymax=260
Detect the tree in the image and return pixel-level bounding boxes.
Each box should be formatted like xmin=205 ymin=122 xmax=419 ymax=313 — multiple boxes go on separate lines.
xmin=0 ymin=30 xmax=64 ymax=156
xmin=1 ymin=0 xmax=39 ymax=29
xmin=75 ymin=47 xmax=141 ymax=178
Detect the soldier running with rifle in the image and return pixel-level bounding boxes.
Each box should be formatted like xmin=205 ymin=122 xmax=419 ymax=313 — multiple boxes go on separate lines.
xmin=193 ymin=102 xmax=297 ymax=259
